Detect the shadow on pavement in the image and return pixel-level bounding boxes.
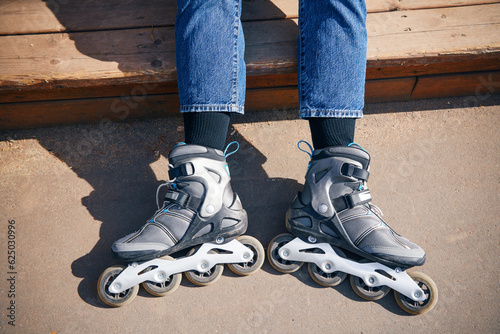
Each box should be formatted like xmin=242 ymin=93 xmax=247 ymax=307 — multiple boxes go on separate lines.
xmin=7 ymin=116 xmax=298 ymax=308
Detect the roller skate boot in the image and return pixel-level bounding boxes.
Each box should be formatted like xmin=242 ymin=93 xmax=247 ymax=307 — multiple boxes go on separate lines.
xmin=98 ymin=143 xmax=265 ymax=307
xmin=267 ymin=143 xmax=437 ymax=314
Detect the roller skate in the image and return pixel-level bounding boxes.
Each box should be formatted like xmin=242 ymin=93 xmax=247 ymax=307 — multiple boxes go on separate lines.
xmin=98 ymin=143 xmax=265 ymax=307
xmin=267 ymin=142 xmax=438 ymax=314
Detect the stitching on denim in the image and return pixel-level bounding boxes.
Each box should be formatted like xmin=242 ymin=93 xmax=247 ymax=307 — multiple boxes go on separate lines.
xmin=298 ymin=0 xmax=306 ymax=111
xmin=299 ymin=110 xmax=364 ymax=119
xmin=180 ymin=105 xmax=245 ymax=113
xmin=230 ymin=0 xmax=240 ymax=108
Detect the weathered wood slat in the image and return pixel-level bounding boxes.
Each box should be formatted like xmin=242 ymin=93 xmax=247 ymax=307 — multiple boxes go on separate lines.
xmin=365 ymin=77 xmax=417 ymax=102
xmin=1 ymin=4 xmax=499 ymax=104
xmin=365 ymin=0 xmax=500 ymax=12
xmin=366 ymin=54 xmax=500 ymax=80
xmin=0 ymin=94 xmax=178 ymax=130
xmin=1 ymin=0 xmax=498 ymax=35
xmin=0 ymin=26 xmax=177 ymax=84
xmin=0 ymin=0 xmax=174 ymax=35
xmin=410 ymin=70 xmax=500 ymax=99
xmin=0 ymin=74 xmax=299 ymax=104
xmin=398 ymin=0 xmax=500 ymax=10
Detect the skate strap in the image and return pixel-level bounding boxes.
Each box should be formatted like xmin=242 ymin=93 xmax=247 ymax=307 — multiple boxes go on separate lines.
xmin=164 ymin=189 xmax=202 ymax=210
xmin=168 ymin=163 xmax=194 ymax=180
xmin=332 ymin=190 xmax=372 ymax=212
xmin=341 ymin=163 xmax=369 ymax=181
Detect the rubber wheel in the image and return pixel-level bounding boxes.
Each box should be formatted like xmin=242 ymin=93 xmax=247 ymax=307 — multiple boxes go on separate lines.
xmin=350 ymin=274 xmax=391 ymax=301
xmin=184 ymin=248 xmax=224 ymax=286
xmin=394 ymin=271 xmax=438 ymax=315
xmin=267 ymin=233 xmax=303 ymax=274
xmin=307 ymin=247 xmax=347 ymax=287
xmin=227 ymin=235 xmax=265 ymax=276
xmin=142 ymin=255 xmax=182 ymax=297
xmin=97 ymin=265 xmax=139 ymax=307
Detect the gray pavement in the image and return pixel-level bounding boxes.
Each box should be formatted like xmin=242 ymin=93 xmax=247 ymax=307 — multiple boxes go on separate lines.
xmin=0 ymin=96 xmax=499 ymax=333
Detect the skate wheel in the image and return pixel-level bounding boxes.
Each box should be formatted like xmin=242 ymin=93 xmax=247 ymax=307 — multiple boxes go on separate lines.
xmin=307 ymin=247 xmax=347 ymax=287
xmin=227 ymin=235 xmax=265 ymax=276
xmin=394 ymin=271 xmax=438 ymax=315
xmin=184 ymin=249 xmax=224 ymax=286
xmin=267 ymin=233 xmax=303 ymax=274
xmin=142 ymin=255 xmax=182 ymax=297
xmin=97 ymin=265 xmax=139 ymax=307
xmin=350 ymin=274 xmax=391 ymax=301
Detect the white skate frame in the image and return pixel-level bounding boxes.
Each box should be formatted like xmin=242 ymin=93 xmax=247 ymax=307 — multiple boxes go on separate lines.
xmin=108 ymin=239 xmax=254 ymax=294
xmin=279 ymin=237 xmax=426 ymax=302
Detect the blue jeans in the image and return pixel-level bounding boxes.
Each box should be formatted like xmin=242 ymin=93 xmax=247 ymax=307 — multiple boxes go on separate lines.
xmin=175 ymin=0 xmax=367 ymax=118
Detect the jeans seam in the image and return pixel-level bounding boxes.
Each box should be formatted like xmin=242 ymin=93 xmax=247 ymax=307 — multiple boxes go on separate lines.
xmin=298 ymin=0 xmax=306 ymax=111
xmin=231 ymin=0 xmax=240 ymax=109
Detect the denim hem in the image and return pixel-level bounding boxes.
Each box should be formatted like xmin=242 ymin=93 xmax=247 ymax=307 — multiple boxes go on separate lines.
xmin=299 ymin=110 xmax=363 ymax=119
xmin=180 ymin=105 xmax=244 ymax=114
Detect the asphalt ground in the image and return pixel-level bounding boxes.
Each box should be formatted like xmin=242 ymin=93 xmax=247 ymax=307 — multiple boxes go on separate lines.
xmin=0 ymin=95 xmax=499 ymax=333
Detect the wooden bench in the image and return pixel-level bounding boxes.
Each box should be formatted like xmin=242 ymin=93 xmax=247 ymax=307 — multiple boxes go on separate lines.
xmin=0 ymin=0 xmax=499 ymax=129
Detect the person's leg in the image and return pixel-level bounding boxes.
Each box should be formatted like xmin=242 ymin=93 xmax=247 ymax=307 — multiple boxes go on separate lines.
xmin=112 ymin=0 xmax=248 ymax=261
xmin=176 ymin=0 xmax=246 ymax=150
xmin=286 ymin=0 xmax=426 ymax=269
xmin=299 ymin=0 xmax=366 ymax=149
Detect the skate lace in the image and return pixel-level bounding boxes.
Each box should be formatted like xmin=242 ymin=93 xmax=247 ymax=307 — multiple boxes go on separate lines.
xmin=297 ymin=140 xmax=313 ymax=158
xmin=348 ymin=142 xmax=367 ymax=152
xmin=297 ymin=140 xmax=314 ymax=171
xmin=224 ymin=141 xmax=239 ymax=159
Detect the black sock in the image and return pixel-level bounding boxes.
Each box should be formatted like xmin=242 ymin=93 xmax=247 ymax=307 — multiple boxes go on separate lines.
xmin=308 ymin=118 xmax=356 ymax=149
xmin=183 ymin=112 xmax=230 ymax=151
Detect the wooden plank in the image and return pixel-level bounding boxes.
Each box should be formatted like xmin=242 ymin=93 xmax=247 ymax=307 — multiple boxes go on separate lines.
xmin=410 ymin=70 xmax=500 ymax=99
xmin=398 ymin=0 xmax=500 ymax=11
xmin=366 ymin=5 xmax=500 ymax=59
xmin=365 ymin=77 xmax=416 ymax=103
xmin=0 ymin=94 xmax=180 ymax=130
xmin=0 ymin=73 xmax=298 ymax=104
xmin=0 ymin=26 xmax=177 ymax=86
xmin=2 ymin=0 xmax=498 ymax=35
xmin=0 ymin=0 xmax=177 ymax=35
xmin=0 ymin=0 xmax=295 ymax=35
xmin=366 ymin=54 xmax=500 ymax=79
xmin=0 ymin=79 xmax=178 ymax=104
xmin=0 ymin=88 xmax=299 ymax=130
xmin=247 ymin=77 xmax=419 ymax=108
